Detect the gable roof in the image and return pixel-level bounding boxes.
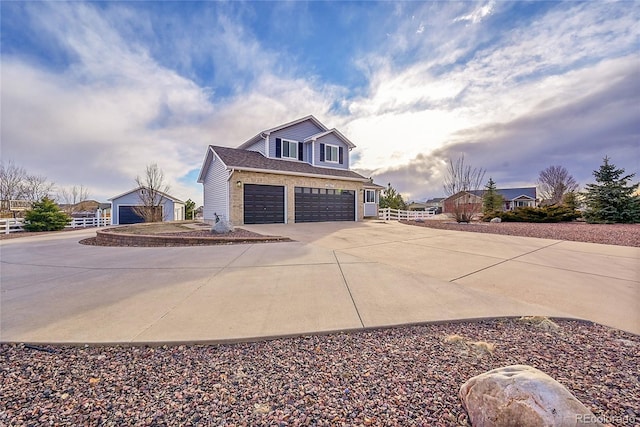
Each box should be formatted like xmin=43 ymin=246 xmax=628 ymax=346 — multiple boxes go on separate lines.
xmin=303 ymin=128 xmax=356 ymax=149
xmin=108 ymin=186 xmax=184 ymax=203
xmin=237 ymin=115 xmax=329 ymax=149
xmin=198 ymin=146 xmax=369 ymax=183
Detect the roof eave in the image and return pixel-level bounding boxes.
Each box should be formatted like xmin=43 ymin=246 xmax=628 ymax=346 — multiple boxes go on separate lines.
xmin=229 ymin=166 xmax=369 ymax=182
xmin=303 ymin=128 xmax=356 ymax=149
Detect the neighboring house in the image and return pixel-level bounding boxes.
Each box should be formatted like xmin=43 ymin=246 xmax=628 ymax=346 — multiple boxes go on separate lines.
xmin=425 ymin=197 xmax=444 ymax=214
xmin=59 ymin=200 xmax=111 ymax=219
xmin=408 ymin=198 xmax=444 ymax=212
xmin=197 ymin=115 xmax=382 ymax=224
xmin=425 ymin=197 xmax=444 ymax=209
xmin=407 ymin=202 xmax=426 ymax=211
xmin=443 ymin=187 xmax=537 ymax=214
xmin=109 ymin=187 xmax=185 ymax=225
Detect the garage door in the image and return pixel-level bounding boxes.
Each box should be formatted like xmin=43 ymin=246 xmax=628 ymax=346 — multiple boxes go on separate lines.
xmin=294 ymin=187 xmax=355 ymax=222
xmin=243 ymin=184 xmax=285 ymax=224
xmin=118 ymin=206 xmax=144 ymax=225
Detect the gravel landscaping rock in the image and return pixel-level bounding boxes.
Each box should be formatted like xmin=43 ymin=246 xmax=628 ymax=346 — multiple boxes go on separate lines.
xmin=2 ymin=319 xmax=638 ymax=426
xmin=403 ymin=220 xmax=640 ymax=247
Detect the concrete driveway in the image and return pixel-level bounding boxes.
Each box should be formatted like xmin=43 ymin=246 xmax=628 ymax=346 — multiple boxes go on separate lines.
xmin=1 ymin=221 xmax=638 ymax=344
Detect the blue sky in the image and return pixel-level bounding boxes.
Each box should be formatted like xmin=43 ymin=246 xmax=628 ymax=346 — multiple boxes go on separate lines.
xmin=2 ymin=1 xmax=639 ymax=205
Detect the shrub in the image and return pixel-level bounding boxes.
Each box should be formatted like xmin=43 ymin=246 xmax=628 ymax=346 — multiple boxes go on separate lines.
xmin=481 ymin=210 xmax=503 ymax=222
xmin=483 ymin=206 xmax=581 ymax=223
xmin=23 ymin=197 xmax=71 ymax=231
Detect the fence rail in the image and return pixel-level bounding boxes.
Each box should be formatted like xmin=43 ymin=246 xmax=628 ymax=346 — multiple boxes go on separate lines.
xmin=378 ymin=208 xmax=436 ymax=221
xmin=1 ymin=216 xmax=110 ymax=234
xmin=67 ymin=217 xmax=111 ymax=228
xmin=0 ymin=218 xmax=25 ymax=234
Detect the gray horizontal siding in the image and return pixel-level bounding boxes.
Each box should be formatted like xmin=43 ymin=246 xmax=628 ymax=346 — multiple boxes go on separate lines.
xmin=245 ymin=138 xmax=266 ymax=156
xmin=202 ymin=153 xmax=229 ymax=222
xmin=268 ymin=120 xmax=324 ymax=158
xmin=314 ymin=134 xmax=349 ymax=170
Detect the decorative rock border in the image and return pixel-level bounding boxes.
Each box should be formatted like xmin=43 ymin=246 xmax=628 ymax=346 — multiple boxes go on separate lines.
xmin=94 ymin=229 xmax=290 ymax=247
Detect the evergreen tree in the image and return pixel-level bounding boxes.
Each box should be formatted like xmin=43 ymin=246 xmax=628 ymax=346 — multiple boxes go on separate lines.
xmin=482 ymin=177 xmax=503 ymax=214
xmin=582 ymin=157 xmax=640 ymax=223
xmin=23 ymin=197 xmax=71 ymax=231
xmin=185 ymin=198 xmax=196 ymax=220
xmin=379 ymin=183 xmax=407 ymax=210
xmin=562 ymin=191 xmax=580 ymax=211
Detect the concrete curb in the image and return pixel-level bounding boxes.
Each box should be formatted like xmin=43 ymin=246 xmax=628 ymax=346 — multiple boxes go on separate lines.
xmin=1 ymin=316 xmax=619 ymax=348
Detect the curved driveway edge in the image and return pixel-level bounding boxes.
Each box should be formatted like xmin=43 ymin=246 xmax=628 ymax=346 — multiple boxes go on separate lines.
xmin=1 ymin=222 xmax=638 ymax=344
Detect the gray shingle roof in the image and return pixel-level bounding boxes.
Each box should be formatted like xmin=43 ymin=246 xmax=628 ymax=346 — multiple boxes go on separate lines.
xmin=211 ymin=146 xmax=369 ymax=181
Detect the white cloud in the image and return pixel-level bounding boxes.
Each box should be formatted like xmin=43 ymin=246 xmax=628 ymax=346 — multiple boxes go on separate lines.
xmin=453 ymin=1 xmax=495 ymax=24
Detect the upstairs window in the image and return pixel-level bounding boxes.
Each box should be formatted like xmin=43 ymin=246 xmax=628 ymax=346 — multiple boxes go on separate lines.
xmin=282 ymin=139 xmax=298 ymax=160
xmin=325 ymin=144 xmax=339 ymax=163
xmin=275 ymin=138 xmax=303 ymax=161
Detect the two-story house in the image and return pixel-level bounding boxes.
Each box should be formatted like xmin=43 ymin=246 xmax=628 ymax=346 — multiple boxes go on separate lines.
xmin=197 ymin=115 xmax=383 ymax=225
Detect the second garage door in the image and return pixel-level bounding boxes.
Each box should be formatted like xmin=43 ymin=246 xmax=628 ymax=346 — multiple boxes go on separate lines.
xmin=295 ymin=187 xmax=355 ymax=222
xmin=243 ymin=184 xmax=285 ymax=224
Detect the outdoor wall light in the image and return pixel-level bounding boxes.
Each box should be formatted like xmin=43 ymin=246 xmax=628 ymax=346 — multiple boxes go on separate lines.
xmin=236 ymin=180 xmax=242 ymax=188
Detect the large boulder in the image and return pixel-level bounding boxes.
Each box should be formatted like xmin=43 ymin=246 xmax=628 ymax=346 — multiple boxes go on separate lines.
xmin=211 ymin=219 xmax=234 ymax=234
xmin=490 ymin=217 xmax=502 ymax=223
xmin=460 ymin=365 xmax=604 ymax=427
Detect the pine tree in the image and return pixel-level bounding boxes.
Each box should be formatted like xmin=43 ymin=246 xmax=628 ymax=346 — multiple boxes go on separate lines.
xmin=23 ymin=197 xmax=71 ymax=231
xmin=582 ymin=157 xmax=640 ymax=223
xmin=379 ymin=183 xmax=407 ymax=210
xmin=185 ymin=198 xmax=196 ymax=220
xmin=482 ymin=177 xmax=503 ymax=214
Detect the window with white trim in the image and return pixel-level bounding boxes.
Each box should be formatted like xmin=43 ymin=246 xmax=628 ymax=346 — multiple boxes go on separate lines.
xmin=282 ymin=139 xmax=298 ymax=160
xmin=325 ymin=144 xmax=339 ymax=163
xmin=365 ymin=189 xmax=376 ymax=203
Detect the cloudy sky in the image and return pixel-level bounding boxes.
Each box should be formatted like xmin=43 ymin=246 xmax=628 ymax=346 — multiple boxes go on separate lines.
xmin=2 ymin=1 xmax=638 ymax=205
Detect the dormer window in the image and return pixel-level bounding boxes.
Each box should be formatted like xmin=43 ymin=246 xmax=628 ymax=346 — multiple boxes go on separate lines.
xmin=325 ymin=144 xmax=339 ymax=163
xmin=282 ymin=139 xmax=298 ymax=160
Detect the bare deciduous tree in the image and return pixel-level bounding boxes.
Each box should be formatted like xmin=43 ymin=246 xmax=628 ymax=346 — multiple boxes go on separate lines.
xmin=22 ymin=174 xmax=55 ymax=202
xmin=537 ymin=165 xmax=578 ymax=205
xmin=443 ymin=155 xmax=486 ymax=223
xmin=0 ymin=160 xmax=26 ymax=208
xmin=1 ymin=160 xmax=54 ymax=212
xmin=133 ymin=164 xmax=170 ymax=222
xmin=58 ymin=185 xmax=91 ymax=213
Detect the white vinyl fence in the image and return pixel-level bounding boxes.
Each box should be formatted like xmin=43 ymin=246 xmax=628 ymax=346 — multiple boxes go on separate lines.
xmin=378 ymin=208 xmax=436 ymax=221
xmin=1 ymin=216 xmax=110 ymax=234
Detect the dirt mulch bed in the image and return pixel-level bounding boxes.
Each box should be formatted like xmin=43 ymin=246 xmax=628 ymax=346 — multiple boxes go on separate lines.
xmin=82 ymin=228 xmax=290 ymax=247
xmin=403 ymin=220 xmax=640 ymax=247
xmin=1 ymin=318 xmax=638 ymax=425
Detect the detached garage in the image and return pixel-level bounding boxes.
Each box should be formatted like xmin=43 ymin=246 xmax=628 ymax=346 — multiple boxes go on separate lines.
xmin=109 ymin=187 xmax=185 ymax=225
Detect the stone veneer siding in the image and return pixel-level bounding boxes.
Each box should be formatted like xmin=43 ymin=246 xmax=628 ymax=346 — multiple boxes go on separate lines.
xmin=230 ymin=170 xmax=365 ymax=225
